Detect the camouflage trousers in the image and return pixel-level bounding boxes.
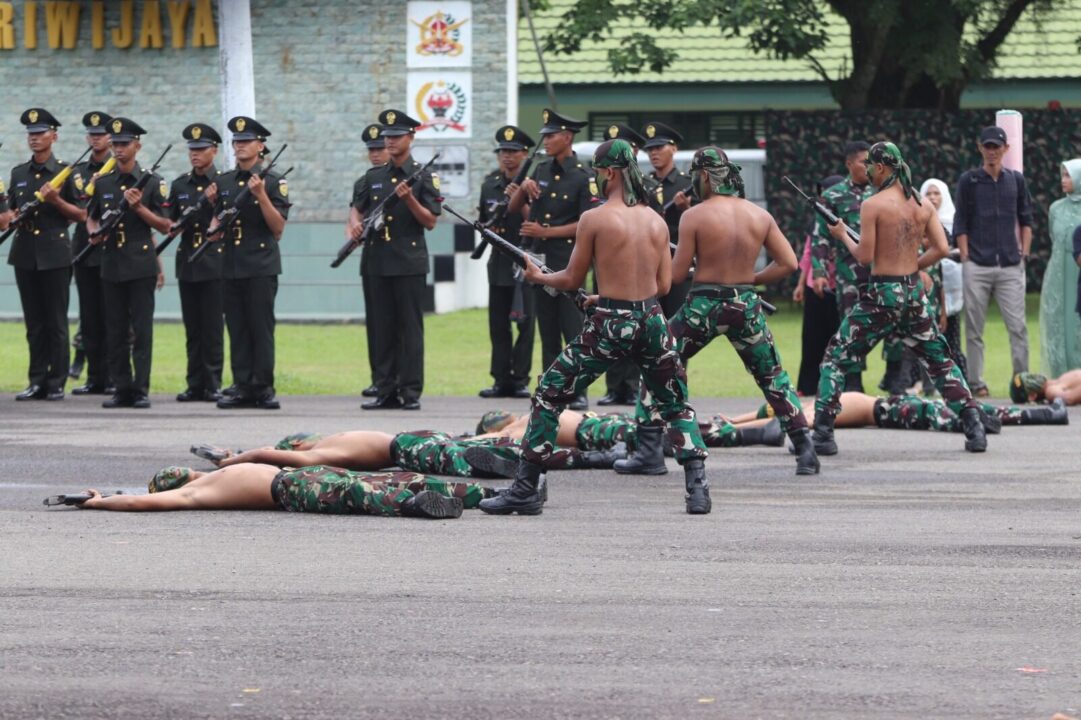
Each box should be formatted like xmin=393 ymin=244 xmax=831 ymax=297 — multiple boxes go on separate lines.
xmin=575 ymin=411 xmax=739 ymax=451
xmin=837 ymin=273 xmax=871 ymax=372
xmin=392 ymin=430 xmax=591 ymax=473
xmin=816 ymin=277 xmax=976 ymax=418
xmin=274 ymin=432 xmax=321 ymax=450
xmin=272 ymin=465 xmax=488 ymax=515
xmin=522 ymin=300 xmax=707 ymax=466
xmin=874 ymin=395 xmax=1024 ymax=432
xmin=641 ymin=285 xmax=805 ymax=433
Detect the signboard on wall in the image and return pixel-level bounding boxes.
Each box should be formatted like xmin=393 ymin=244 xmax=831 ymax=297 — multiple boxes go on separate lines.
xmin=406 ymin=1 xmax=472 ymax=68
xmin=407 ymin=70 xmax=472 ymax=139
xmin=412 ymin=144 xmax=470 ymax=198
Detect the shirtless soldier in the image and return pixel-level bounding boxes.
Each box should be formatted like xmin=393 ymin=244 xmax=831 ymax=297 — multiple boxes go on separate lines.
xmin=620 ymin=147 xmax=818 ymax=475
xmin=479 ymin=139 xmax=711 ymax=516
xmin=813 ymin=141 xmax=987 ymax=454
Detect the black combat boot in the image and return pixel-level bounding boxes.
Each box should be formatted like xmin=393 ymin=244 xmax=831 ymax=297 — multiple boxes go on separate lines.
xmin=844 ymin=372 xmax=864 ymax=393
xmin=960 ymin=407 xmax=987 ymax=453
xmin=979 ymin=408 xmax=1002 ymax=434
xmin=576 ymin=441 xmax=628 ymax=469
xmin=811 ymin=412 xmax=838 ymax=455
xmin=399 ymin=491 xmax=464 ymax=519
xmin=479 ymin=460 xmax=545 ymax=515
xmin=789 ymin=429 xmax=821 ymax=475
xmin=879 ymin=360 xmax=906 ymax=395
xmin=463 ymin=446 xmax=518 ymax=479
xmin=613 ymin=423 xmax=668 ymax=475
xmin=683 ymin=459 xmax=710 ymax=514
xmin=735 ymin=418 xmax=785 ymax=447
xmin=1020 ymin=397 xmax=1069 ymax=425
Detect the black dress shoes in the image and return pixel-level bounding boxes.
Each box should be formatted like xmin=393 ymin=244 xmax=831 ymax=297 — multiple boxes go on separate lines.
xmin=46 ymin=389 xmax=65 ymax=401
xmin=15 ymin=385 xmax=46 ymax=401
xmin=220 ymin=385 xmax=239 ymax=398
xmin=255 ymin=391 xmax=281 ymax=410
xmin=132 ymin=394 xmax=151 ymax=409
xmin=401 ymin=398 xmax=421 ymax=411
xmin=596 ymin=392 xmax=620 ymax=406
xmin=176 ymin=388 xmax=202 ymax=402
xmin=512 ymin=384 xmax=531 ymax=398
xmin=361 ymin=384 xmax=379 ymax=397
xmin=362 ymin=394 xmax=403 ymax=410
xmin=568 ymin=394 xmax=588 ymax=411
xmin=72 ymin=383 xmax=108 ymax=395
xmin=102 ymin=393 xmax=135 ymax=409
xmin=479 ymin=385 xmax=513 ymax=399
xmin=217 ymin=393 xmax=256 ymax=409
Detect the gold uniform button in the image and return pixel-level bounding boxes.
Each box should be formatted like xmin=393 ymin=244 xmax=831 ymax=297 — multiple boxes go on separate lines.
xmin=411 ymin=241 xmax=416 ymax=246
xmin=554 ymin=175 xmax=561 ymax=181
xmin=386 ymin=215 xmax=393 ymax=221
xmin=566 ymin=239 xmax=572 ymax=244
xmin=239 ymin=181 xmax=246 ymax=186
xmin=391 ymin=177 xmax=398 ymax=183
xmin=34 ymin=229 xmax=40 ymax=235
xmin=196 ymin=186 xmax=203 ymax=191
xmin=544 ymin=213 xmax=551 ymax=219
xmin=35 ymin=173 xmax=41 ymax=179
xmin=119 ymin=223 xmax=124 ymax=228
xmin=254 ymin=200 xmax=259 ymax=205
xmin=142 ymin=244 xmax=148 ymax=250
xmin=234 ymin=240 xmax=241 ymax=245
xmin=563 ymin=194 xmax=569 ymax=199
xmin=550 ymin=192 xmax=556 ymax=198
xmin=259 ymin=243 xmax=265 ymax=248
xmin=121 ymin=185 xmax=127 ymax=190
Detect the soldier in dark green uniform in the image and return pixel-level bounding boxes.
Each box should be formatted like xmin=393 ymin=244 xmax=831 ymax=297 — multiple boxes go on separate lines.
xmin=87 ymin=117 xmax=171 ymax=409
xmin=352 ymin=109 xmax=441 ymax=411
xmin=810 ymin=140 xmax=872 ymax=391
xmin=69 ymin=111 xmax=114 ymax=396
xmin=355 ymin=122 xmax=389 ymax=399
xmin=642 ymin=121 xmax=694 ymax=317
xmin=168 ymin=123 xmax=223 ymax=402
xmin=7 ymin=108 xmax=85 ymax=401
xmin=209 ymin=116 xmax=290 ymax=410
xmin=597 ymin=123 xmax=648 ymax=407
xmin=507 ymin=108 xmax=597 ymax=411
xmin=477 ymin=124 xmax=535 ymax=399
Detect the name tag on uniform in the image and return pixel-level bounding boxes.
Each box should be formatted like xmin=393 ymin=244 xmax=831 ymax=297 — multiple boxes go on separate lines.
xmin=178 ymin=193 xmax=190 ymax=200
xmin=538 ymin=180 xmax=549 ymax=188
xmin=372 ymin=183 xmax=384 ymax=190
xmin=102 ymin=193 xmax=114 ymax=199
xmin=16 ymin=181 xmax=27 ymax=188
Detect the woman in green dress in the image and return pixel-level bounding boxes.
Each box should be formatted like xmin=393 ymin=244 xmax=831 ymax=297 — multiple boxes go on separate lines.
xmin=1039 ymin=159 xmax=1081 ymax=376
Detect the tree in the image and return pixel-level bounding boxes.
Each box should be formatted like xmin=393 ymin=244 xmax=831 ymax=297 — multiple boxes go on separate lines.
xmin=536 ymin=0 xmax=1058 ymax=111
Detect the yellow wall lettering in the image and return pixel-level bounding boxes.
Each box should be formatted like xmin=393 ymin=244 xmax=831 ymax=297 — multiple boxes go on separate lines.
xmin=111 ymin=0 xmax=133 ymax=48
xmin=0 ymin=3 xmax=14 ymax=50
xmin=23 ymin=0 xmax=36 ymax=49
xmin=191 ymin=0 xmax=215 ymax=47
xmin=91 ymin=0 xmax=103 ymax=48
xmin=139 ymin=0 xmax=163 ymax=48
xmin=45 ymin=1 xmax=80 ymax=49
xmin=166 ymin=0 xmax=188 ymax=49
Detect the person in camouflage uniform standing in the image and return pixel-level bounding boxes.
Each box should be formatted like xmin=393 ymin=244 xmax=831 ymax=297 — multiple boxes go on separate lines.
xmin=812 ymin=141 xmax=987 ymax=455
xmin=811 ymin=140 xmax=873 ymax=392
xmin=622 ymin=146 xmax=818 ymax=477
xmin=481 ymin=139 xmax=710 ymax=516
xmin=74 ymin=463 xmax=472 ymax=518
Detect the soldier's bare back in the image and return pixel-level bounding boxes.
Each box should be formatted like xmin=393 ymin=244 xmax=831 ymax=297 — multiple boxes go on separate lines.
xmin=860 ymin=183 xmax=946 ymax=276
xmin=578 ymin=199 xmax=671 ymax=301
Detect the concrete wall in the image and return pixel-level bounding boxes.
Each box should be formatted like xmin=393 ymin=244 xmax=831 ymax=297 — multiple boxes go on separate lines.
xmin=0 ymin=0 xmax=508 ymax=318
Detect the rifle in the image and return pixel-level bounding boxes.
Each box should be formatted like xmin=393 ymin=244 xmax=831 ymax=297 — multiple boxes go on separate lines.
xmin=0 ymin=145 xmax=92 ymax=247
xmin=43 ymin=491 xmax=125 ymax=507
xmin=783 ymin=175 xmax=861 ymax=244
xmin=331 ymin=152 xmax=441 ymax=268
xmin=443 ymin=203 xmax=590 ymax=310
xmin=470 ymin=147 xmax=541 ymax=260
xmin=73 ymin=144 xmax=173 ymax=264
xmin=188 ymin=147 xmax=291 ymax=263
xmin=83 ymin=156 xmax=117 ymax=198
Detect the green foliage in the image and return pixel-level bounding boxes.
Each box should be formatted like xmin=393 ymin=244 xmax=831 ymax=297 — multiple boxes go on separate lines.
xmin=535 ymin=0 xmax=1056 ymax=109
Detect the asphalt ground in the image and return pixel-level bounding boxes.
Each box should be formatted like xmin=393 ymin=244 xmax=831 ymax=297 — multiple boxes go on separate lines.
xmin=1 ymin=393 xmax=1079 ymax=720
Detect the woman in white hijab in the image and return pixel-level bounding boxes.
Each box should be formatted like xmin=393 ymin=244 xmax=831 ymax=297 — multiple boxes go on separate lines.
xmin=1039 ymin=158 xmax=1081 ymax=376
xmin=920 ymin=178 xmax=967 ymax=384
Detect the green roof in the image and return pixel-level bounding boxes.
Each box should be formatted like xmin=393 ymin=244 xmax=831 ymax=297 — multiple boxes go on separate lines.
xmin=518 ymin=0 xmax=1081 ymax=84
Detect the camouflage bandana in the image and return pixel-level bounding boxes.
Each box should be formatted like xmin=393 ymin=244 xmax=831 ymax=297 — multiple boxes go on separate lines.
xmin=477 ymin=409 xmax=515 ymax=435
xmin=592 ymin=139 xmax=648 ymax=206
xmin=690 ymin=146 xmax=745 ymax=198
xmin=1010 ymin=372 xmax=1047 ymax=404
xmin=868 ymin=141 xmax=920 ymax=203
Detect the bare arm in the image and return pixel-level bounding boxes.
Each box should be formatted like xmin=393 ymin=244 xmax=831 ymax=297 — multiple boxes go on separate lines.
xmin=1020 ymin=225 xmax=1032 ymax=258
xmin=917 ymin=212 xmax=948 ymax=270
xmin=655 ymin=217 xmax=672 ymax=297
xmin=847 ymin=203 xmax=875 ymax=266
xmin=523 ymin=212 xmax=594 ymax=291
xmin=671 ymin=209 xmax=697 ymax=284
xmin=754 ymin=217 xmax=798 ymax=285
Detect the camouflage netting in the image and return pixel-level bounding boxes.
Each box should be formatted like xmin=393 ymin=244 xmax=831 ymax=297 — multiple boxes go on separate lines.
xmin=764 ymin=109 xmax=1081 ymax=292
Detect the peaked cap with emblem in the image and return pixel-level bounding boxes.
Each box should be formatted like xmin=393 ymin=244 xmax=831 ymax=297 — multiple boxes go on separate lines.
xmin=182 ymin=122 xmax=222 ymax=149
xmin=82 ymin=111 xmax=112 ymax=135
xmin=494 ymin=125 xmax=534 ymax=151
xmin=539 ymin=108 xmax=587 ymax=136
xmin=21 ymin=108 xmax=61 ymax=133
xmin=362 ymin=123 xmax=386 ymax=149
xmin=378 ymin=109 xmax=421 ymax=137
xmin=604 ymin=123 xmax=646 ymax=150
xmin=108 ymin=117 xmax=148 ymax=142
xmin=228 ymin=115 xmax=270 ymax=141
xmin=641 ymin=121 xmax=683 ymax=149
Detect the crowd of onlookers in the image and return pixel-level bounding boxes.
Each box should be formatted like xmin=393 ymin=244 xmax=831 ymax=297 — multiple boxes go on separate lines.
xmin=792 ymin=127 xmax=1081 ymax=397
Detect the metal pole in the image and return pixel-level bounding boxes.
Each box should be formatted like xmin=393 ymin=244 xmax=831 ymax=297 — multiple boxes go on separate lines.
xmin=520 ymin=0 xmax=557 ymax=110
xmin=217 ymin=0 xmax=256 ymax=168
